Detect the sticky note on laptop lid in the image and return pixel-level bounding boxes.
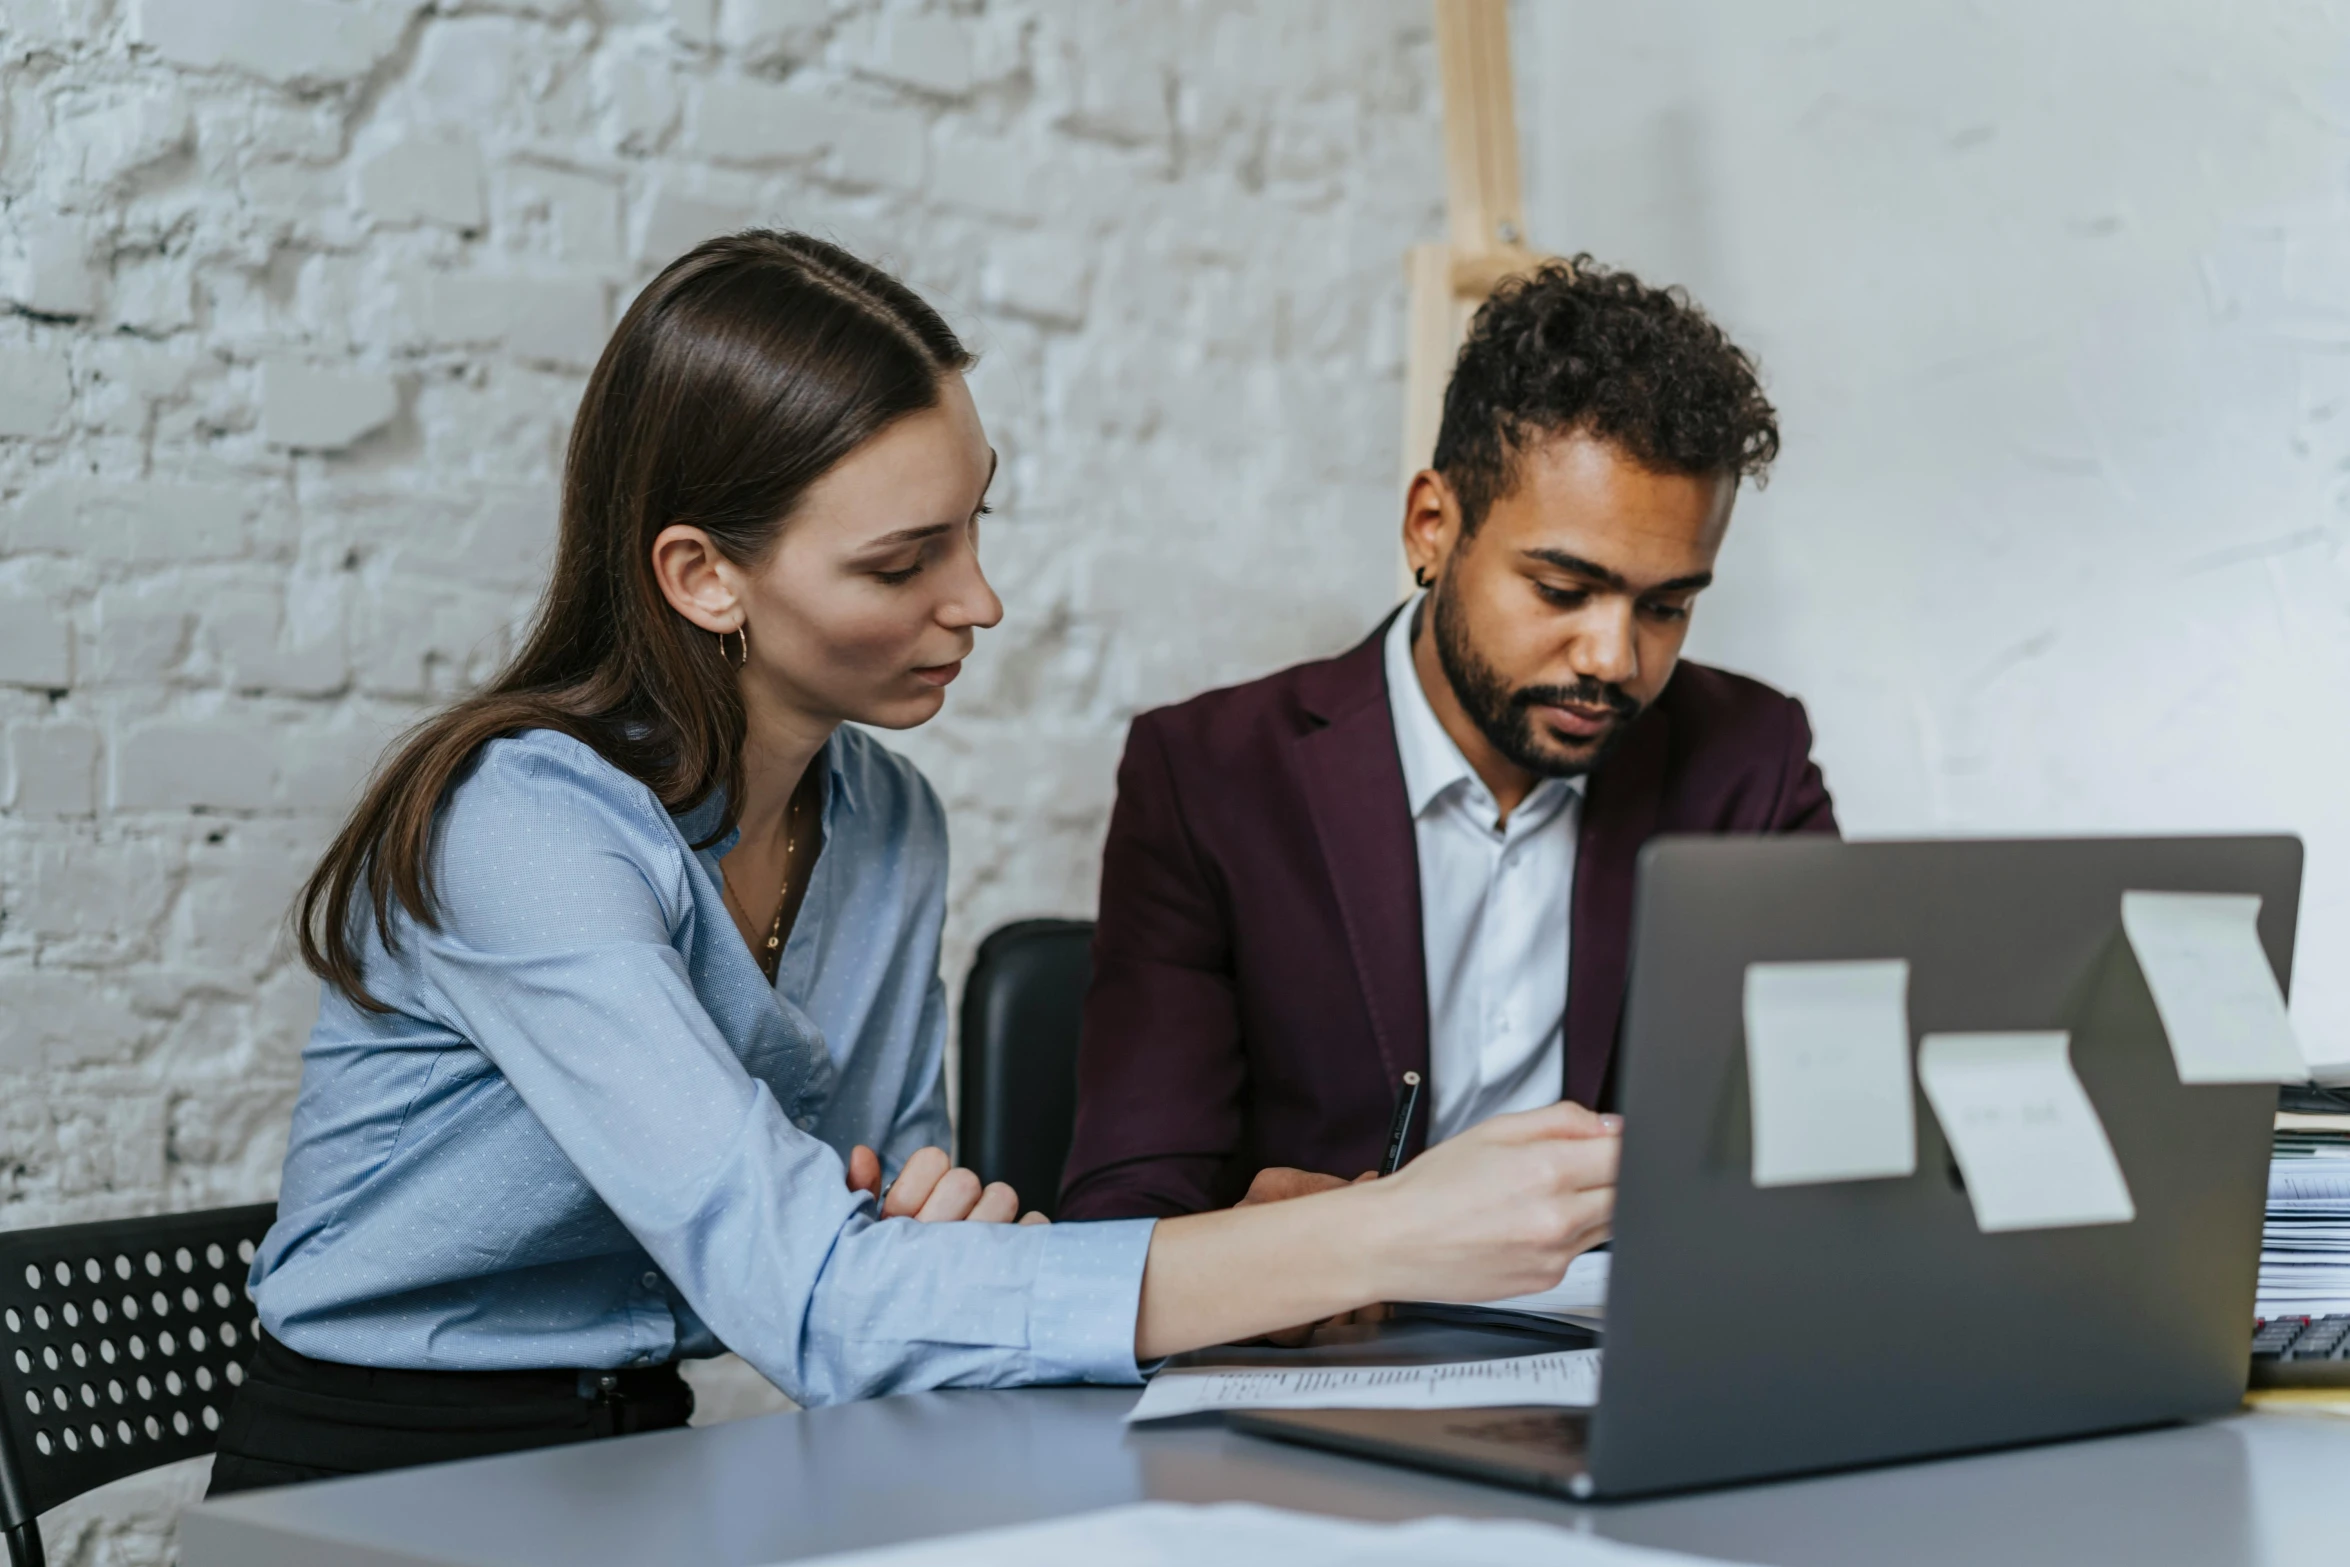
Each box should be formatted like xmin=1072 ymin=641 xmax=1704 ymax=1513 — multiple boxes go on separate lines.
xmin=1919 ymin=1032 xmax=2134 ymax=1233
xmin=2120 ymin=892 xmax=2308 ymax=1084
xmin=1743 ymin=960 xmax=1917 ymax=1187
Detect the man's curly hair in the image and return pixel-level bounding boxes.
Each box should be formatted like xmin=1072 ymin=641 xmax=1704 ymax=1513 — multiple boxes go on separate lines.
xmin=1432 ymin=256 xmax=1778 ymax=532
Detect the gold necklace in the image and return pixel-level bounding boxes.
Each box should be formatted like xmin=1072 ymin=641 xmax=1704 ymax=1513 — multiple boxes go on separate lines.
xmin=761 ymin=788 xmax=800 ymax=978
xmin=728 ymin=787 xmax=805 ymax=984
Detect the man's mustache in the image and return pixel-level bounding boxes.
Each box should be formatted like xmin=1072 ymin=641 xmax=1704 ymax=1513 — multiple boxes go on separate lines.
xmin=1513 ymin=680 xmax=1641 ymax=721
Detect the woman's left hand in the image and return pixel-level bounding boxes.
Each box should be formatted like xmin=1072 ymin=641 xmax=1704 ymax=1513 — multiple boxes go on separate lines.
xmin=846 ymin=1145 xmax=1046 ymax=1224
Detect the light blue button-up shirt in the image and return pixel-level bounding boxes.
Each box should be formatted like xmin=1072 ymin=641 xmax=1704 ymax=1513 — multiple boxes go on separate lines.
xmin=252 ymin=727 xmax=1154 ymax=1406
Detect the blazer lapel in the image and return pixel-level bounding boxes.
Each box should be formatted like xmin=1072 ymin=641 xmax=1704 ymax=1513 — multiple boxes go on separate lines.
xmin=1292 ymin=622 xmax=1431 ymax=1132
xmin=1566 ymin=702 xmax=1669 ymax=1108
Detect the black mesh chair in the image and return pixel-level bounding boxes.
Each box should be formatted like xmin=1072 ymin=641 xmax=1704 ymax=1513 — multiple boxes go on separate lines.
xmin=0 ymin=1205 xmax=275 ymax=1567
xmin=957 ymin=919 xmax=1094 ymax=1222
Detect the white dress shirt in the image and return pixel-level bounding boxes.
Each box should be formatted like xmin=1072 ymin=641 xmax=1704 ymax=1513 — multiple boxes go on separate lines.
xmin=1384 ymin=597 xmax=1584 ymax=1144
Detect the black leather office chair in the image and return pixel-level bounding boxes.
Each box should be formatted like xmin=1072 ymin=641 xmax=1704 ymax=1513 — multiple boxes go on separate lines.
xmin=0 ymin=1204 xmax=276 ymax=1567
xmin=957 ymin=919 xmax=1094 ymax=1221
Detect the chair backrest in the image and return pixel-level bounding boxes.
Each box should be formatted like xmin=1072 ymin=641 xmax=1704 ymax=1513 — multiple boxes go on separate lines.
xmin=0 ymin=1204 xmax=275 ymax=1555
xmin=956 ymin=919 xmax=1094 ymax=1221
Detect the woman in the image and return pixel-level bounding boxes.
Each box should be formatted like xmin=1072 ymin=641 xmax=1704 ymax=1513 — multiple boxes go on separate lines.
xmin=210 ymin=231 xmax=1618 ymax=1494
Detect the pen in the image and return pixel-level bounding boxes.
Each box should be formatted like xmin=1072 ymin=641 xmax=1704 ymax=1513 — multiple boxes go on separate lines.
xmin=1379 ymin=1070 xmax=1423 ymax=1176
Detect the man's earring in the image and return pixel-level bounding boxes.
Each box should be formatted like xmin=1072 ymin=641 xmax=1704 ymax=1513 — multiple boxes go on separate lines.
xmin=1412 ymin=565 xmax=1432 ymax=590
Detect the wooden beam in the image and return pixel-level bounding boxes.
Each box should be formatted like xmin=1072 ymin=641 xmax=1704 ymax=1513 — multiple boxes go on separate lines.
xmin=1450 ymin=242 xmax=1546 ymax=299
xmin=1400 ymin=0 xmax=1548 ymax=501
xmin=1433 ymin=0 xmax=1528 ymax=256
xmin=1400 ymin=242 xmax=1463 ymax=493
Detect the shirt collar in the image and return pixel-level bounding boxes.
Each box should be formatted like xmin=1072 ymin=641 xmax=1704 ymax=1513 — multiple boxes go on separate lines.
xmin=1382 ymin=593 xmax=1587 ymax=823
xmin=1384 ymin=595 xmax=1475 ymax=819
xmin=821 ymin=730 xmax=859 ymax=819
xmin=676 ymin=728 xmax=857 ymax=859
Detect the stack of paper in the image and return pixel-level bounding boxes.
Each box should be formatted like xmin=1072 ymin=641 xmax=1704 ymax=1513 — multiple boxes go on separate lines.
xmin=2259 ymin=1107 xmax=2350 ymax=1317
xmin=1125 ymin=1349 xmax=1602 ymax=1423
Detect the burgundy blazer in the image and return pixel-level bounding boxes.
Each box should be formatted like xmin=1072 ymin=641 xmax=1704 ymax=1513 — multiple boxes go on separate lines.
xmin=1056 ymin=615 xmax=1839 ymax=1221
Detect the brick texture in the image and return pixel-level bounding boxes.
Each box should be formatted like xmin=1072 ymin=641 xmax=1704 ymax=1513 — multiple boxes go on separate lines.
xmin=0 ymin=4 xmax=1436 ymax=1556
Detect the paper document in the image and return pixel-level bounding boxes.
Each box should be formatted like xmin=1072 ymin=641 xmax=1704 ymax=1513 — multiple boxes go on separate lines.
xmin=2121 ymin=891 xmax=2307 ymax=1084
xmin=1918 ymin=1031 xmax=2135 ymax=1232
xmin=1393 ymin=1251 xmax=1608 ymax=1333
xmin=782 ymin=1501 xmax=1753 ymax=1567
xmin=1744 ymin=959 xmax=1917 ymax=1187
xmin=1476 ymin=1248 xmax=1610 ymax=1319
xmin=1125 ymin=1349 xmax=1601 ymax=1424
xmin=2273 ymin=1168 xmax=2350 ymax=1203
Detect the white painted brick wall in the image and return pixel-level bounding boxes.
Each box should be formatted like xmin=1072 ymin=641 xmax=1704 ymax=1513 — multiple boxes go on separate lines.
xmin=0 ymin=3 xmax=1435 ymax=1557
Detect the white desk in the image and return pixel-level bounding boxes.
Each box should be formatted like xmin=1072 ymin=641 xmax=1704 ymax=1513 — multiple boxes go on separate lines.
xmin=180 ymin=1323 xmax=2350 ymax=1567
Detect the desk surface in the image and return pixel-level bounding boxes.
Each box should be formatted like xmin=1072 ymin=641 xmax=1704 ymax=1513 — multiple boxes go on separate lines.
xmin=182 ymin=1324 xmax=2350 ymax=1567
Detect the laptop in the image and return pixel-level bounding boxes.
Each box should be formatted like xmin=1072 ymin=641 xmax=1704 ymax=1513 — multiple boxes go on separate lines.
xmin=1234 ymin=835 xmax=2299 ymax=1499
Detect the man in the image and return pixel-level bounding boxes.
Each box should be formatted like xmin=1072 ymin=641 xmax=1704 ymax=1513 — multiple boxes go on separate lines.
xmin=1058 ymin=258 xmax=1836 ymax=1221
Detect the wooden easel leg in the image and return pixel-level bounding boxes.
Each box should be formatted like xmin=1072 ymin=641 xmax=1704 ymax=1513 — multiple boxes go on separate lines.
xmin=1398 ymin=0 xmax=1550 ymax=586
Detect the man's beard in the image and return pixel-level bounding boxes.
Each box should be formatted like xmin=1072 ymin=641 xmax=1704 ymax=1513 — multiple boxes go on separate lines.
xmin=1428 ymin=579 xmax=1644 ymax=779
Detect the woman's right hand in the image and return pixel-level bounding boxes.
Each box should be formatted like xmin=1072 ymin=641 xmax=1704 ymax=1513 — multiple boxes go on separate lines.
xmin=1131 ymin=1100 xmax=1619 ymax=1359
xmin=846 ymin=1145 xmax=1046 ymax=1224
xmin=1356 ymin=1101 xmax=1620 ymax=1305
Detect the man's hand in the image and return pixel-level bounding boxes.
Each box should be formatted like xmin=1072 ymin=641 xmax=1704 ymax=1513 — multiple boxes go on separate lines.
xmin=847 ymin=1145 xmax=1048 ymax=1224
xmin=1236 ymin=1166 xmax=1371 ymax=1206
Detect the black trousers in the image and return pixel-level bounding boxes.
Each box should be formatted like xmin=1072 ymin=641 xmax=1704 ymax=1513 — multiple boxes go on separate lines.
xmin=206 ymin=1330 xmax=694 ymax=1496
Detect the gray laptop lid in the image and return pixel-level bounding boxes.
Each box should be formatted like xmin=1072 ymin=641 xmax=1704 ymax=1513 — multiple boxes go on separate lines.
xmin=1589 ymin=835 xmax=2297 ymax=1496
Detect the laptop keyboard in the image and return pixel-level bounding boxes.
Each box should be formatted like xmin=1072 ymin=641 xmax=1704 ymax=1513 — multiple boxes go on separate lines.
xmin=2251 ymin=1315 xmax=2350 ymax=1386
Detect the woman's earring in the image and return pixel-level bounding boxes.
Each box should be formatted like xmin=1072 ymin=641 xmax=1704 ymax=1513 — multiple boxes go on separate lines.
xmin=732 ymin=624 xmax=750 ymax=668
xmin=1412 ymin=565 xmax=1433 ymax=590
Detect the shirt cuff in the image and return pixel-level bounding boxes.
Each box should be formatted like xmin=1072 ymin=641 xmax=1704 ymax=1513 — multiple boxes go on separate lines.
xmin=1026 ymin=1217 xmax=1157 ymax=1385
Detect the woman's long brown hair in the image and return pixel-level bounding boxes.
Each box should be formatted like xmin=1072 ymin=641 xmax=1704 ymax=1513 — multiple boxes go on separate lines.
xmin=298 ymin=231 xmax=973 ymax=1009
